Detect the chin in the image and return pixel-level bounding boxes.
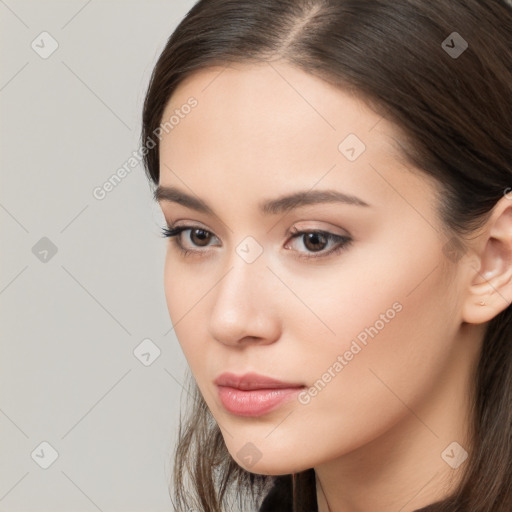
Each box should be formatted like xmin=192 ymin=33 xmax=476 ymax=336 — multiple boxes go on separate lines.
xmin=236 ymin=457 xmax=311 ymax=476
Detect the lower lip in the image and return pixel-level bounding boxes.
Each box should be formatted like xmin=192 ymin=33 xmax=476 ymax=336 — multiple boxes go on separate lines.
xmin=217 ymin=386 xmax=304 ymax=417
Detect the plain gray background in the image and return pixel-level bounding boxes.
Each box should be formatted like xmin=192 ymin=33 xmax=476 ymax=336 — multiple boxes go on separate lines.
xmin=0 ymin=1 xmax=198 ymax=510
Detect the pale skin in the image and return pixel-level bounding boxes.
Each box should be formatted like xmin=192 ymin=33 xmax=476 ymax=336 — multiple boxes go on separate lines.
xmin=155 ymin=60 xmax=512 ymax=512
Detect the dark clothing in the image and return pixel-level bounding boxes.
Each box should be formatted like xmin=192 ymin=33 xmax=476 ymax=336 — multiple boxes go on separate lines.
xmin=258 ymin=475 xmax=293 ymax=511
xmin=258 ymin=471 xmax=319 ymax=512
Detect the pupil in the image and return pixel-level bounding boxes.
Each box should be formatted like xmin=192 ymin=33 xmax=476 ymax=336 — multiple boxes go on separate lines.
xmin=306 ymin=233 xmax=326 ymax=252
xmin=192 ymin=229 xmax=209 ymax=246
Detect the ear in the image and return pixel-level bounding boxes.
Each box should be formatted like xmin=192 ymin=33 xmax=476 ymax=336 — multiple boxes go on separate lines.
xmin=462 ymin=195 xmax=512 ymax=324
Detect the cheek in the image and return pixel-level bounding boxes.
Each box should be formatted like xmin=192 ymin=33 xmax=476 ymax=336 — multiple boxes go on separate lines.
xmin=313 ymin=249 xmax=452 ymax=375
xmin=286 ymin=247 xmax=458 ymax=448
xmin=290 ymin=222 xmax=455 ymax=360
xmin=162 ymin=254 xmax=223 ymax=391
xmin=163 ymin=254 xmax=198 ymax=355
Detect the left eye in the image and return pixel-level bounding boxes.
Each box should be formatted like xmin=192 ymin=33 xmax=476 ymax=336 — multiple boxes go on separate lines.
xmin=160 ymin=224 xmax=352 ymax=260
xmin=286 ymin=228 xmax=350 ymax=255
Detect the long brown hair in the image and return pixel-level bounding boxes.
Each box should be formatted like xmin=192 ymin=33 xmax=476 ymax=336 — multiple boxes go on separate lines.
xmin=141 ymin=1 xmax=512 ymax=510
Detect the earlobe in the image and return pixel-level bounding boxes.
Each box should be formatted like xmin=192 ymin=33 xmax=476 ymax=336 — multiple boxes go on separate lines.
xmin=461 ymin=198 xmax=512 ymax=324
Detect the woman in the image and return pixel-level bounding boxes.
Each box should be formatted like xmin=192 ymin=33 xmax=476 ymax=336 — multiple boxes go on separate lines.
xmin=141 ymin=1 xmax=512 ymax=510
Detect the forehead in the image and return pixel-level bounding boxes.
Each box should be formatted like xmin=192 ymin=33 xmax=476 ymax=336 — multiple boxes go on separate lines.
xmin=163 ymin=61 xmax=400 ymax=148
xmin=157 ymin=61 xmax=438 ymax=216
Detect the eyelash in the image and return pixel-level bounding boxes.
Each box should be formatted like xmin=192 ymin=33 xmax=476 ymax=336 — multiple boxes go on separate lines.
xmin=159 ymin=224 xmax=352 ymax=261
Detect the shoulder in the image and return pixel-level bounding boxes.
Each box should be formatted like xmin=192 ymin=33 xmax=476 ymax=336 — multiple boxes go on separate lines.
xmin=258 ymin=475 xmax=293 ymax=511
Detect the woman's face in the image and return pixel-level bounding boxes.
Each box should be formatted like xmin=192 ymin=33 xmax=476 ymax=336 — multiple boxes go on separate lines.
xmin=157 ymin=61 xmax=472 ymax=475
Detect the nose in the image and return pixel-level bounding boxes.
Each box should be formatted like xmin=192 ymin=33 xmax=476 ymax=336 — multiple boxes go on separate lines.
xmin=207 ymin=251 xmax=281 ymax=348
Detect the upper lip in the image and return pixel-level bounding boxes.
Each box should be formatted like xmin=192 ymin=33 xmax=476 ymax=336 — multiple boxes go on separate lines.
xmin=214 ymin=372 xmax=305 ymax=391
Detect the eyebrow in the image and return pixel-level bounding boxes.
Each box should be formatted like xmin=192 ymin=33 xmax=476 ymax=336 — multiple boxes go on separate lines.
xmin=154 ymin=185 xmax=370 ymax=216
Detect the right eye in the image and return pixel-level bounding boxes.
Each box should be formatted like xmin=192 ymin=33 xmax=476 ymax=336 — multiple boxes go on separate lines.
xmin=161 ymin=224 xmax=220 ymax=257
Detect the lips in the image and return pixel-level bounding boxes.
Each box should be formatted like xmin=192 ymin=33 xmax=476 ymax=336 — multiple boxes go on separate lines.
xmin=214 ymin=371 xmax=305 ymax=391
xmin=215 ymin=372 xmax=306 ymax=417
